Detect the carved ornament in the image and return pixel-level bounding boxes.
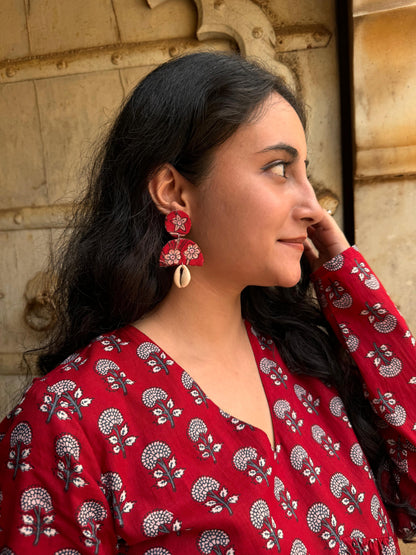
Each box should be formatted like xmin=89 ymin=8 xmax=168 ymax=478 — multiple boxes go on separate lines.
xmin=24 ymin=272 xmax=56 ymax=332
xmin=146 ymin=0 xmax=296 ymax=88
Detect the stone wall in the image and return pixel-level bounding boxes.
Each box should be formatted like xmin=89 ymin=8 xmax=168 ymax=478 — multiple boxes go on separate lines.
xmin=351 ymin=3 xmax=416 ymax=552
xmin=352 ymin=1 xmax=416 ymax=336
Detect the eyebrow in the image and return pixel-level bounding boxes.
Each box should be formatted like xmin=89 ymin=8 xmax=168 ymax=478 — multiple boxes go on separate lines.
xmin=258 ymin=142 xmax=309 ymax=168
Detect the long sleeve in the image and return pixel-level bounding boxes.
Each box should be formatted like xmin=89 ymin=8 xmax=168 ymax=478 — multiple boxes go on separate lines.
xmin=0 ymin=376 xmax=120 ymax=554
xmin=311 ymin=246 xmax=416 ymax=537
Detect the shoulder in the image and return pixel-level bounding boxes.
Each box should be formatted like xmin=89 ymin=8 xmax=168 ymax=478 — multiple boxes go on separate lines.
xmin=0 ymin=326 xmax=148 ymax=437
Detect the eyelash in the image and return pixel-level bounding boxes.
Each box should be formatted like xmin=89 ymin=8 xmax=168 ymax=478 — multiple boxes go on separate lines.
xmin=261 ymin=160 xmax=290 ymax=178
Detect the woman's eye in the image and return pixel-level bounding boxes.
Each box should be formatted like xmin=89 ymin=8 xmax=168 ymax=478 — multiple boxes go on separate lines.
xmin=264 ymin=161 xmax=287 ymax=178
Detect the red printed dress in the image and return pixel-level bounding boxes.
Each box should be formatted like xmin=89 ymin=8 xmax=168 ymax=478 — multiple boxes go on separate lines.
xmin=0 ymin=246 xmax=415 ymax=554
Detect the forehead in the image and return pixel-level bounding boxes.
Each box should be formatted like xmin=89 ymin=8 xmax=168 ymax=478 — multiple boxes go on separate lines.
xmin=217 ymin=93 xmax=307 ymax=159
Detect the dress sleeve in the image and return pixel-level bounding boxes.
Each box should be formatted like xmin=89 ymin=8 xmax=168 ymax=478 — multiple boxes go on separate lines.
xmin=0 ymin=378 xmax=119 ymax=554
xmin=311 ymin=246 xmax=416 ymax=537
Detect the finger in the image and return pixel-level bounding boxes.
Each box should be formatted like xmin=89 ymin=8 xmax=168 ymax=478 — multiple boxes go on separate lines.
xmin=303 ymin=238 xmax=320 ymax=268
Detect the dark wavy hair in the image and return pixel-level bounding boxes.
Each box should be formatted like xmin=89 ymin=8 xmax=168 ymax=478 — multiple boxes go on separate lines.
xmin=38 ymin=51 xmax=415 ymax=537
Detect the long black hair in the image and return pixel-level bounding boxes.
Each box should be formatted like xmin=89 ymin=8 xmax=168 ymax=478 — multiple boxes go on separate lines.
xmin=38 ymin=51 xmax=415 ymax=537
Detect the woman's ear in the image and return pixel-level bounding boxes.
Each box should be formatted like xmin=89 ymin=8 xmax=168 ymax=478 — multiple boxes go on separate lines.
xmin=148 ymin=164 xmax=193 ymax=215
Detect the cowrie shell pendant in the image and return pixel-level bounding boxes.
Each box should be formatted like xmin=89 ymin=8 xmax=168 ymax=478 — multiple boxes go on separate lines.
xmin=173 ymin=264 xmax=191 ymax=288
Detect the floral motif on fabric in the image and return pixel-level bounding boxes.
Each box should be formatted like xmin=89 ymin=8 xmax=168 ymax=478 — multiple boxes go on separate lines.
xmin=94 ymin=359 xmax=134 ymax=394
xmin=98 ymin=408 xmax=136 ymax=457
xmin=137 ymin=342 xmax=174 ymax=374
xmin=274 ymin=476 xmax=298 ymax=520
xmin=142 ymin=509 xmax=181 ymax=538
xmin=142 ymin=387 xmax=183 ymax=427
xmin=233 ymin=447 xmax=271 ymax=485
xmin=197 ymin=529 xmax=234 ymax=554
xmin=54 ymin=434 xmax=87 ymax=491
xmin=39 ymin=380 xmax=93 ymax=423
xmin=191 ymin=476 xmax=239 ymax=514
xmin=188 ymin=418 xmax=222 ymax=462
xmin=249 ymin=499 xmax=283 ymax=550
xmin=19 ymin=487 xmax=57 ymax=545
xmin=7 ymin=421 xmax=33 ymax=479
xmin=76 ymin=500 xmax=106 ymax=553
xmin=181 ymin=371 xmax=209 ymax=406
xmin=141 ymin=441 xmax=185 ymax=491
xmin=100 ymin=472 xmax=135 ymax=527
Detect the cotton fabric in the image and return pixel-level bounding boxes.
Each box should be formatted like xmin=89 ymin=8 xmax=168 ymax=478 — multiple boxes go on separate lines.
xmin=0 ymin=247 xmax=415 ymax=554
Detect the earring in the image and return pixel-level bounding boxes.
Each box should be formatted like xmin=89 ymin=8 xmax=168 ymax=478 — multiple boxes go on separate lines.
xmin=159 ymin=210 xmax=204 ymax=288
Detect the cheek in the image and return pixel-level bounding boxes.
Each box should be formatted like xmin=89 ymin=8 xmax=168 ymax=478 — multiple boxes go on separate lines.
xmin=192 ymin=202 xmax=249 ymax=266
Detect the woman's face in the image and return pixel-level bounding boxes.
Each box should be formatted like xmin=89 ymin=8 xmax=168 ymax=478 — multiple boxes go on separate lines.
xmin=189 ymin=93 xmax=324 ymax=291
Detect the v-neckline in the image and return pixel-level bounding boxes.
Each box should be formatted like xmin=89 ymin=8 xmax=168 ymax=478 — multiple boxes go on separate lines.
xmin=123 ymin=321 xmax=278 ymax=453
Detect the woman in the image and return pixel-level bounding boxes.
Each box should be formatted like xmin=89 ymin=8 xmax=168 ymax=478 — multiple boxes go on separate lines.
xmin=0 ymin=52 xmax=415 ymax=554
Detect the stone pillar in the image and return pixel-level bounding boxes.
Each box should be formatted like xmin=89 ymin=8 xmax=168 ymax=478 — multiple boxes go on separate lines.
xmin=352 ymin=0 xmax=416 ymax=333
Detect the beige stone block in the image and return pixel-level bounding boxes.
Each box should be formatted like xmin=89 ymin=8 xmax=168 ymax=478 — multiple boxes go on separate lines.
xmin=0 ymin=229 xmax=51 ymax=353
xmin=118 ymin=38 xmax=233 ymax=95
xmin=0 ymin=0 xmax=30 ymax=60
xmin=0 ymin=204 xmax=71 ymax=232
xmin=353 ymin=0 xmax=416 ymax=17
xmin=35 ymin=71 xmax=124 ymax=204
xmin=0 ymin=373 xmax=30 ymax=421
xmin=355 ymin=179 xmax=416 ymax=331
xmin=353 ymin=7 xmax=416 ymax=176
xmin=356 ymin=145 xmax=416 ymax=179
xmin=0 ymin=81 xmax=47 ymax=209
xmin=120 ymin=66 xmax=157 ymax=96
xmin=400 ymin=540 xmax=416 ymax=555
xmin=113 ymin=0 xmax=197 ymax=43
xmin=267 ymin=0 xmax=337 ymax=27
xmin=0 ymin=353 xmax=24 ymax=376
xmin=26 ymin=0 xmax=119 ymax=55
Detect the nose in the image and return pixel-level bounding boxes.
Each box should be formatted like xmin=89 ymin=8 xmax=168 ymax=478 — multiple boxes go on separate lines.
xmin=295 ymin=178 xmax=324 ymax=226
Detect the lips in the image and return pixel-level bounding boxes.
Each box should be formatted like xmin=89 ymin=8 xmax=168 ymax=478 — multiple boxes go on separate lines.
xmin=277 ymin=237 xmax=306 ymax=251
xmin=278 ymin=237 xmax=307 ymax=244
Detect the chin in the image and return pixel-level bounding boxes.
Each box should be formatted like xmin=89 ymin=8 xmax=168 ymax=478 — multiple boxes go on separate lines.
xmin=273 ymin=270 xmax=302 ymax=288
xmin=248 ymin=262 xmax=302 ymax=288
xmin=276 ymin=278 xmax=301 ymax=288
xmin=254 ymin=274 xmax=301 ymax=289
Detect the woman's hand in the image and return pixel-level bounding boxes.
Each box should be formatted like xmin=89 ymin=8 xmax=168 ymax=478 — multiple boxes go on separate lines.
xmin=303 ymin=210 xmax=351 ymax=273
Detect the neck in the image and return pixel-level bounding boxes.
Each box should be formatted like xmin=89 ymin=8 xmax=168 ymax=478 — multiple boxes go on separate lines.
xmin=135 ymin=269 xmax=246 ymax=352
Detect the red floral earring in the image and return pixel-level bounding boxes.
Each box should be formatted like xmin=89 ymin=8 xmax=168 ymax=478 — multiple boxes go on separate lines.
xmin=159 ymin=210 xmax=204 ymax=288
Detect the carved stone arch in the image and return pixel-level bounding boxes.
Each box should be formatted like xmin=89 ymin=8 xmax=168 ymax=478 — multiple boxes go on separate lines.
xmin=146 ymin=0 xmax=296 ymax=89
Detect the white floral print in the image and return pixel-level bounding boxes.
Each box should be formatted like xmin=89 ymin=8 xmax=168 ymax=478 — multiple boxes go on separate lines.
xmin=191 ymin=476 xmax=238 ymax=514
xmin=98 ymin=408 xmax=136 ymax=457
xmin=7 ymin=421 xmax=32 ymax=478
xmin=141 ymin=441 xmax=184 ymax=490
xmin=142 ymin=387 xmax=183 ymax=427
xmin=142 ymin=509 xmax=181 ymax=538
xmin=94 ymin=358 xmax=134 ymax=394
xmin=232 ymin=446 xmax=271 ymax=485
xmin=19 ymin=487 xmax=57 ymax=545
xmin=39 ymin=380 xmax=92 ymax=423
xmin=306 ymin=503 xmax=346 ymax=551
xmin=188 ymin=418 xmax=222 ymax=462
xmin=197 ymin=529 xmax=234 ymax=554
xmin=274 ymin=476 xmax=298 ymax=520
xmin=76 ymin=500 xmax=106 ymax=554
xmin=249 ymin=499 xmax=283 ymax=550
xmin=137 ymin=342 xmax=174 ymax=374
xmin=100 ymin=472 xmax=135 ymax=527
xmin=55 ymin=434 xmax=87 ymax=490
